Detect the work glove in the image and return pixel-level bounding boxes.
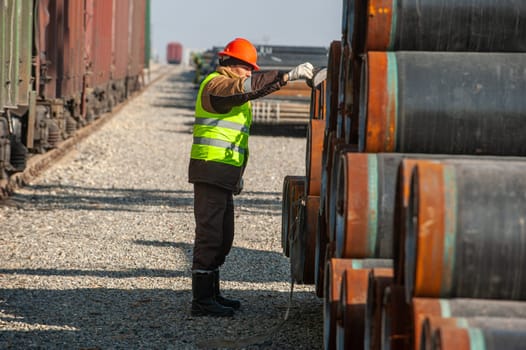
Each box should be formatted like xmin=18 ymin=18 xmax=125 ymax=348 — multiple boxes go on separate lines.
xmin=287 ymin=62 xmax=314 ymax=81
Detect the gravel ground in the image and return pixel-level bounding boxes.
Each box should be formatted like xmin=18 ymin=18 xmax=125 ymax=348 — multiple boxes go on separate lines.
xmin=0 ymin=66 xmax=323 ymax=349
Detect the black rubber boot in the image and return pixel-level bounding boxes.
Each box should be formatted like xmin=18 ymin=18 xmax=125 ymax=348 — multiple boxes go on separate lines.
xmin=214 ymin=270 xmax=241 ymax=310
xmin=191 ymin=272 xmax=234 ymax=317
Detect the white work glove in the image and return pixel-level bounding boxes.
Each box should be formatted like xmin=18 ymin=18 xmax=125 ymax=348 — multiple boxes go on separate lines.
xmin=287 ymin=62 xmax=314 ymax=81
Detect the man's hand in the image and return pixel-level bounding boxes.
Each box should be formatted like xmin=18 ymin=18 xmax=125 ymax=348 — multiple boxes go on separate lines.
xmin=287 ymin=62 xmax=314 ymax=81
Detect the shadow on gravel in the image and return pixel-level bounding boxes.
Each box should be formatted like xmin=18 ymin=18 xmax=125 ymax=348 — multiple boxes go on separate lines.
xmin=152 ymin=95 xmax=196 ymax=110
xmin=152 ymin=70 xmax=198 ymax=110
xmin=0 ymin=268 xmax=184 ymax=279
xmin=135 ymin=240 xmax=290 ymax=284
xmin=164 ymin=70 xmax=196 ymax=83
xmin=10 ymin=185 xmax=285 ymax=216
xmin=10 ymin=185 xmax=192 ymax=212
xmin=0 ymin=286 xmax=322 ymax=349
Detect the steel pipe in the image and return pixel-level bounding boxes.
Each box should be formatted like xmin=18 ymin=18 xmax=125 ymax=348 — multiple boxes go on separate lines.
xmin=421 ymin=316 xmax=526 ymax=350
xmin=412 ymin=297 xmax=526 ymax=348
xmin=306 ymin=119 xmax=324 ymax=196
xmin=359 ymin=51 xmax=526 ymax=155
xmin=365 ymin=0 xmax=526 ymax=52
xmin=324 ymin=258 xmax=392 ymax=350
xmin=335 ymin=152 xmax=404 ymax=258
xmin=405 ymin=160 xmax=526 ymax=301
xmin=335 ymin=268 xmax=370 ymax=350
xmin=432 ymin=325 xmax=526 ymax=350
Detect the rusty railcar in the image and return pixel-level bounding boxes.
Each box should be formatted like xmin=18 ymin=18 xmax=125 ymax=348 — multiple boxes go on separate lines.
xmin=36 ymin=0 xmax=85 ymax=148
xmin=128 ymin=0 xmax=147 ymax=92
xmin=112 ymin=0 xmax=132 ymax=105
xmin=0 ymin=0 xmax=150 ymax=195
xmin=0 ymin=0 xmax=35 ymax=180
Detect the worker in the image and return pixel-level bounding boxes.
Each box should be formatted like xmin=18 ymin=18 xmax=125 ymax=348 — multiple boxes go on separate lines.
xmin=188 ymin=37 xmax=314 ymax=317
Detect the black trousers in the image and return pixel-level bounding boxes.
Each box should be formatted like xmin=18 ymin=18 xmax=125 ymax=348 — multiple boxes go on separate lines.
xmin=192 ymin=182 xmax=234 ymax=271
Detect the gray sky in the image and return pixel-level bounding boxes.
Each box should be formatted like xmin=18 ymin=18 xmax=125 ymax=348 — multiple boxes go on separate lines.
xmin=150 ymin=0 xmax=342 ymax=63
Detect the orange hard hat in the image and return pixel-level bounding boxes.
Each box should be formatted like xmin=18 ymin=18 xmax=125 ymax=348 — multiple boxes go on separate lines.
xmin=218 ymin=38 xmax=260 ymax=71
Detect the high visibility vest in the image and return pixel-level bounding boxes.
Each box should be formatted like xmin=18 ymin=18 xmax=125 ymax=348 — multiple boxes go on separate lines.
xmin=191 ymin=72 xmax=252 ymax=167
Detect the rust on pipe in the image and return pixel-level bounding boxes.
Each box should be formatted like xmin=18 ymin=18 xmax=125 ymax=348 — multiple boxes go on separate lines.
xmin=336 ymin=153 xmax=398 ymax=259
xmin=412 ymin=297 xmax=526 ymax=340
xmin=321 ymin=80 xmax=327 ymax=119
xmin=418 ymin=316 xmax=458 ymax=350
xmin=336 ymin=268 xmax=371 ymax=350
xmin=412 ymin=298 xmax=443 ymax=350
xmin=362 ymin=51 xmax=397 ymax=153
xmin=324 ymin=259 xmax=391 ymax=350
xmin=324 ymin=258 xmax=359 ymax=350
xmin=409 ymin=162 xmax=448 ymax=301
xmin=420 ymin=316 xmax=459 ymax=350
xmin=393 ymin=158 xmax=420 ymax=285
xmin=365 ymin=0 xmax=395 ymax=52
xmin=307 ymin=119 xmax=325 ymax=196
xmin=422 ymin=316 xmax=526 ymax=350
xmin=338 ymin=152 xmax=371 ymax=258
xmin=436 ymin=325 xmax=526 ymax=350
xmin=433 ymin=326 xmax=470 ymax=350
xmin=310 ymin=87 xmax=321 ymax=120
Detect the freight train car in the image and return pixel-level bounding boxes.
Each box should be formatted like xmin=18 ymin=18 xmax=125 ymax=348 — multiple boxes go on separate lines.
xmin=0 ymin=0 xmax=150 ymax=194
xmin=167 ymin=42 xmax=183 ymax=64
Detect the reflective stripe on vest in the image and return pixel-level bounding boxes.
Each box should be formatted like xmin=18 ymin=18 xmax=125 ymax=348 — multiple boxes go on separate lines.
xmin=191 ymin=72 xmax=252 ymax=167
xmin=193 ymin=137 xmax=246 ymax=155
xmin=193 ymin=117 xmax=249 ymax=134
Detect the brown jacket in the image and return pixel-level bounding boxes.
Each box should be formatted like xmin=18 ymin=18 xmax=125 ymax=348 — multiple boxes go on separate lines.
xmin=188 ymin=66 xmax=287 ymax=191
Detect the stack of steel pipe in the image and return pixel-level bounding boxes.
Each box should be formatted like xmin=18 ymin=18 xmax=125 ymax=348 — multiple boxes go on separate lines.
xmin=282 ymin=67 xmax=329 ymax=286
xmin=280 ymin=0 xmax=526 ymax=349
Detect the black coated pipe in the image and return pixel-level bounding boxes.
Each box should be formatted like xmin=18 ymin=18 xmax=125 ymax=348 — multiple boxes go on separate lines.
xmin=365 ymin=0 xmax=526 ymax=52
xmin=406 ymin=159 xmax=526 ymax=300
xmin=360 ymin=52 xmax=526 ymax=155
